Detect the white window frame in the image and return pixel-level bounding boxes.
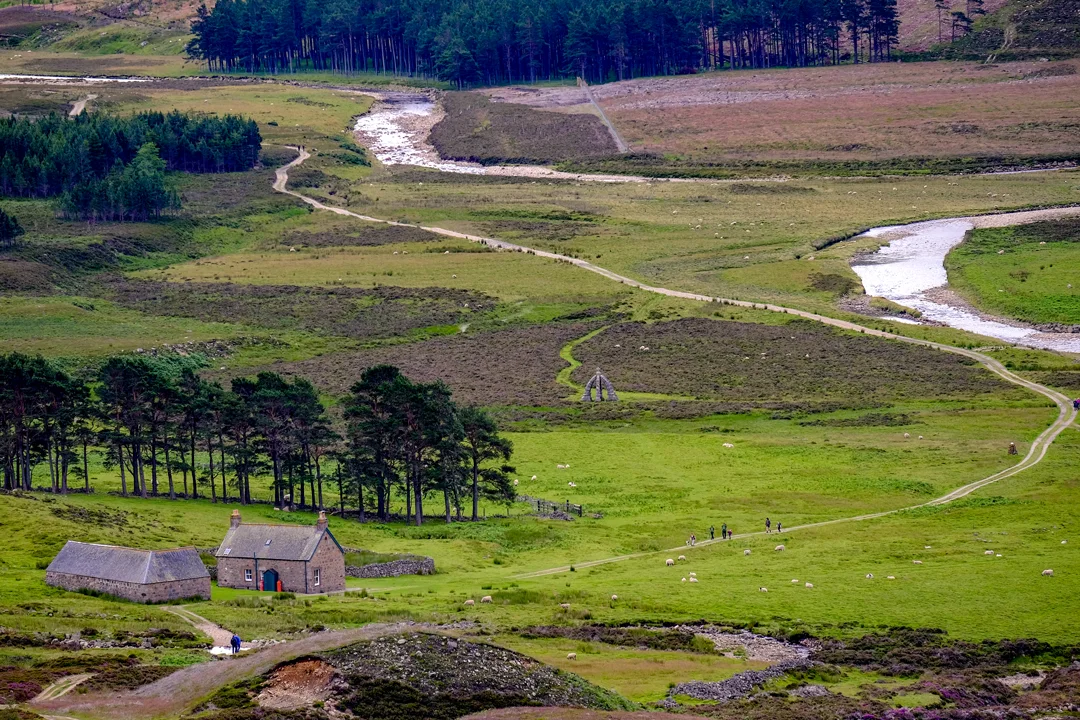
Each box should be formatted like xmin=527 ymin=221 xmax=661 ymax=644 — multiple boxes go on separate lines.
xmin=313 ymin=568 xmax=321 ymax=587
xmin=244 ymin=569 xmax=252 ymax=582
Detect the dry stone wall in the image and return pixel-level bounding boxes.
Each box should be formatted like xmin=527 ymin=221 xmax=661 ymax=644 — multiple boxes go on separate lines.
xmin=346 ymin=557 xmax=435 ymax=579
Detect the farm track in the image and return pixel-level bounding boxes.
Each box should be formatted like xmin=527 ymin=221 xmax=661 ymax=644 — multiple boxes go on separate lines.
xmin=31 ymin=623 xmax=423 ymax=720
xmin=275 ymin=147 xmax=1077 ymax=579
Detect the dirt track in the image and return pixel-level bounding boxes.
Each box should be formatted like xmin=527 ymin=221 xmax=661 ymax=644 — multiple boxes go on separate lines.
xmin=273 ymin=146 xmax=1077 ymax=580
xmin=31 ymin=623 xmax=418 ymax=720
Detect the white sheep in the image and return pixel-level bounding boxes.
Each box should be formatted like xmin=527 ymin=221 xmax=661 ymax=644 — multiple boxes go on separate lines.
xmin=1042 ymin=569 xmax=1054 ymax=577
xmin=513 ymin=479 xmax=519 ymax=486
xmin=568 ymin=482 xmax=576 ymax=488
xmin=887 ymin=576 xmax=896 ymax=580
xmin=744 ymin=549 xmax=751 ymax=556
xmin=559 ymin=603 xmax=570 ymax=609
xmin=452 ymin=274 xmax=457 ymax=278
xmin=681 ymin=577 xmax=687 ymax=582
xmin=775 ymin=545 xmax=785 ymax=552
xmin=913 ymin=560 xmax=923 ymax=565
xmin=918 ymin=435 xmax=924 ymax=440
xmin=531 ymin=475 xmax=537 ymax=481
xmin=611 ymin=594 xmax=618 ymax=601
xmin=689 ymin=572 xmax=697 ymax=577
xmin=723 ymin=442 xmax=734 ymax=448
xmin=481 ymin=596 xmax=492 ymax=603
xmin=678 ymin=555 xmax=686 ymax=561
xmin=865 ymin=574 xmax=874 ymax=579
xmin=925 ymin=546 xmax=932 ymax=549
xmin=759 ymin=587 xmax=768 ymax=592
xmin=996 ymin=554 xmax=1003 ymax=558
xmin=567 ymin=652 xmax=577 ymax=659
xmin=464 ymin=599 xmax=475 ymax=606
xmin=689 ymin=577 xmax=699 ymax=583
xmin=804 ymin=582 xmax=814 ymax=588
xmin=792 ymin=579 xmax=800 ymax=583
xmin=903 ymin=433 xmax=910 ymax=438
xmin=557 ymin=464 xmax=568 ymax=469
xmin=1062 ymin=540 xmax=1067 ymax=545
xmin=666 ymin=558 xmax=675 ymax=566
xmin=984 ymin=550 xmax=995 ymax=556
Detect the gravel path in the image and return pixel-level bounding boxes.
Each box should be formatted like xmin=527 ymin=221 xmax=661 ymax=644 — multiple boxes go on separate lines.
xmin=32 ymin=623 xmax=419 ymax=720
xmin=274 ymin=146 xmax=1076 ymax=580
xmin=68 ymin=94 xmax=96 ymax=117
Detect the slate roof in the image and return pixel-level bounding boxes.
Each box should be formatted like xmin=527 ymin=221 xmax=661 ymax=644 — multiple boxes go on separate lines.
xmin=47 ymin=541 xmax=209 ymax=584
xmin=215 ymin=523 xmax=342 ymax=562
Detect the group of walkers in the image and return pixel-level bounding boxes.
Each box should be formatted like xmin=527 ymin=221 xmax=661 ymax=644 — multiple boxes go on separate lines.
xmin=690 ymin=518 xmax=782 ymax=545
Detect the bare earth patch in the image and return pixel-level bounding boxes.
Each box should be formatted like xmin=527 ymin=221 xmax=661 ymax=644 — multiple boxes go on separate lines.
xmin=255 ymin=658 xmax=338 ymax=710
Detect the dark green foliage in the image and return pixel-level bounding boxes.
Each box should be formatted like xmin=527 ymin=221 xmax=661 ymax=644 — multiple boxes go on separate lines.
xmin=808 ymin=273 xmax=860 ymax=296
xmin=0 ymin=207 xmax=24 ymax=248
xmin=188 ymin=0 xmax=901 ymax=83
xmin=0 ymin=110 xmax=261 ymax=219
xmin=430 ymin=93 xmax=615 ymax=165
xmin=799 ymin=412 xmax=918 ymax=427
xmin=338 ymin=677 xmax=539 ymax=720
xmin=522 ymin=625 xmax=720 ymax=653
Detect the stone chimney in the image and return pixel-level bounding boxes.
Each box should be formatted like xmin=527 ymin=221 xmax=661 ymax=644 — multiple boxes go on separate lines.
xmin=230 ymin=509 xmax=242 ymax=529
xmin=316 ymin=510 xmax=328 ymax=531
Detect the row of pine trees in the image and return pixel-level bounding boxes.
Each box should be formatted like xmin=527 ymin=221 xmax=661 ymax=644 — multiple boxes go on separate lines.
xmin=0 ymin=353 xmax=515 ymax=526
xmin=187 ymin=0 xmax=904 ymax=86
xmin=0 ymin=111 xmax=261 ymax=220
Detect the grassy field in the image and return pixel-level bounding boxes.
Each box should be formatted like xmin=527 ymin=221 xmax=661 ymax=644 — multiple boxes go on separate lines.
xmin=946 ymin=217 xmax=1080 ymax=325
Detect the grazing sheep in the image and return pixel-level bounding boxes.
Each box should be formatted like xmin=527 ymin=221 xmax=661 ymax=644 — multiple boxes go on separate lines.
xmin=1043 ymin=569 xmax=1054 ymax=577
xmin=985 ymin=550 xmax=995 ymax=556
xmin=723 ymin=443 xmax=735 ymax=448
xmin=925 ymin=546 xmax=932 ymax=549
xmin=513 ymin=479 xmax=519 ymax=486
xmin=557 ymin=464 xmax=567 ymax=469
xmin=560 ymin=603 xmax=571 ymax=610
xmin=678 ymin=555 xmax=686 ymax=561
xmin=903 ymin=433 xmax=910 ymax=438
xmin=918 ymin=435 xmax=924 ymax=440
xmin=689 ymin=572 xmax=697 ymax=577
xmin=567 ymin=652 xmax=577 ymax=660
xmin=464 ymin=599 xmax=475 ymax=606
xmin=481 ymin=596 xmax=492 ymax=603
xmin=744 ymin=549 xmax=751 ymax=556
xmin=887 ymin=576 xmax=896 ymax=580
xmin=289 ymin=247 xmax=296 ymax=252
xmin=804 ymin=582 xmax=814 ymax=588
xmin=913 ymin=560 xmax=923 ymax=565
xmin=759 ymin=587 xmax=768 ymax=592
xmin=866 ymin=574 xmax=874 ymax=579
xmin=666 ymin=558 xmax=675 ymax=566
xmin=611 ymin=594 xmax=618 ymax=601
xmin=689 ymin=577 xmax=699 ymax=583
xmin=531 ymin=475 xmax=537 ymax=481
xmin=568 ymin=482 xmax=576 ymax=488
xmin=775 ymin=545 xmax=785 ymax=552
xmin=792 ymin=579 xmax=799 ymax=583
xmin=681 ymin=577 xmax=687 ymax=582
xmin=996 ymin=554 xmax=1003 ymax=558
xmin=1062 ymin=540 xmax=1067 ymax=545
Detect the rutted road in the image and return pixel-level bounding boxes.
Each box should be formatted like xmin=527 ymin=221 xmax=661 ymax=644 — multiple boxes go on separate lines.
xmin=274 ymin=147 xmax=1075 ymax=579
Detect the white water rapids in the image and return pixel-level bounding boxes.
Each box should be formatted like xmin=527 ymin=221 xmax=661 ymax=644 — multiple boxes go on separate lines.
xmin=851 ymin=219 xmax=1080 ymax=353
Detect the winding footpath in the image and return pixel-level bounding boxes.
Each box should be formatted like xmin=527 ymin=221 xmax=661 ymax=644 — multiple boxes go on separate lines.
xmin=275 ymin=147 xmax=1076 ymax=579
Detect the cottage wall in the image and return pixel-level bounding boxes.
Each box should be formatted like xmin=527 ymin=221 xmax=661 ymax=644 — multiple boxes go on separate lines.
xmin=45 ymin=571 xmax=210 ymax=603
xmin=218 ymin=557 xmax=317 ymax=592
xmin=307 ymin=534 xmax=345 ymax=593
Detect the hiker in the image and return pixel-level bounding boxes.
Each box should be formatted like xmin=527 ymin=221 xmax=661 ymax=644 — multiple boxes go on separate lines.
xmin=765 ymin=517 xmax=771 ymax=534
xmin=691 ymin=533 xmax=697 ymax=546
xmin=777 ymin=521 xmax=783 ymax=533
xmin=230 ymin=634 xmax=241 ymax=654
xmin=709 ymin=525 xmax=715 ymax=540
xmin=1074 ymin=398 xmax=1079 ymax=410
xmin=721 ymin=522 xmax=728 ymax=540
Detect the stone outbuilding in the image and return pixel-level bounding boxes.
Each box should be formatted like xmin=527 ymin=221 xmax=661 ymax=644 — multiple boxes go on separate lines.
xmin=215 ymin=510 xmax=345 ymax=594
xmin=45 ymin=541 xmax=211 ymax=603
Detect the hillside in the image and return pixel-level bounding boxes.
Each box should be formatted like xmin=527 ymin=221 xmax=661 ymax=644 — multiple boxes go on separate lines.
xmin=939 ymin=0 xmax=1080 ymax=60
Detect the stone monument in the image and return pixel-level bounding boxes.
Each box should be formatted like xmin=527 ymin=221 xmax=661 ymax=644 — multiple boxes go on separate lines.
xmin=581 ymin=368 xmax=618 ymax=402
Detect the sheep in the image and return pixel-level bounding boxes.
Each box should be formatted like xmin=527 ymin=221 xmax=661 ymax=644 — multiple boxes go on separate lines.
xmin=775 ymin=545 xmax=785 ymax=552
xmin=531 ymin=475 xmax=537 ymax=481
xmin=1042 ymin=569 xmax=1054 ymax=577
xmin=611 ymin=594 xmax=618 ymax=601
xmin=996 ymin=554 xmax=1003 ymax=558
xmin=723 ymin=443 xmax=735 ymax=448
xmin=887 ymin=576 xmax=896 ymax=580
xmin=452 ymin=274 xmax=458 ymax=278
xmin=904 ymin=433 xmax=910 ymax=438
xmin=481 ymin=596 xmax=492 ymax=603
xmin=289 ymin=247 xmax=296 ymax=252
xmin=689 ymin=577 xmax=699 ymax=583
xmin=464 ymin=599 xmax=475 ymax=606
xmin=792 ymin=579 xmax=800 ymax=583
xmin=744 ymin=549 xmax=751 ymax=556
xmin=804 ymin=582 xmax=814 ymax=588
xmin=557 ymin=464 xmax=568 ymax=469
xmin=681 ymin=577 xmax=687 ymax=582
xmin=568 ymin=482 xmax=577 ymax=488
xmin=925 ymin=546 xmax=932 ymax=549
xmin=513 ymin=479 xmax=519 ymax=486
xmin=918 ymin=435 xmax=924 ymax=440
xmin=678 ymin=555 xmax=687 ymax=561
xmin=567 ymin=652 xmax=577 ymax=660
xmin=1062 ymin=540 xmax=1068 ymax=545
xmin=759 ymin=587 xmax=768 ymax=592
xmin=689 ymin=572 xmax=697 ymax=577
xmin=984 ymin=550 xmax=995 ymax=556
xmin=865 ymin=574 xmax=874 ymax=579
xmin=666 ymin=558 xmax=675 ymax=566
xmin=913 ymin=560 xmax=923 ymax=565
xmin=560 ymin=603 xmax=571 ymax=609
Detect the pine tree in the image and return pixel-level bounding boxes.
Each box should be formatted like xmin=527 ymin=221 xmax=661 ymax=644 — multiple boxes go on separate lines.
xmin=0 ymin=207 xmax=24 ymax=248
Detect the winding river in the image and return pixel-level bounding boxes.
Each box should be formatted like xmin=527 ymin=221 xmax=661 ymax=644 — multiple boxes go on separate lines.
xmin=851 ymin=212 xmax=1080 ymax=353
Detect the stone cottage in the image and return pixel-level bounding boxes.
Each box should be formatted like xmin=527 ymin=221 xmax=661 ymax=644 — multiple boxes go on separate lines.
xmin=45 ymin=541 xmax=211 ymax=603
xmin=215 ymin=510 xmax=345 ymax=594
